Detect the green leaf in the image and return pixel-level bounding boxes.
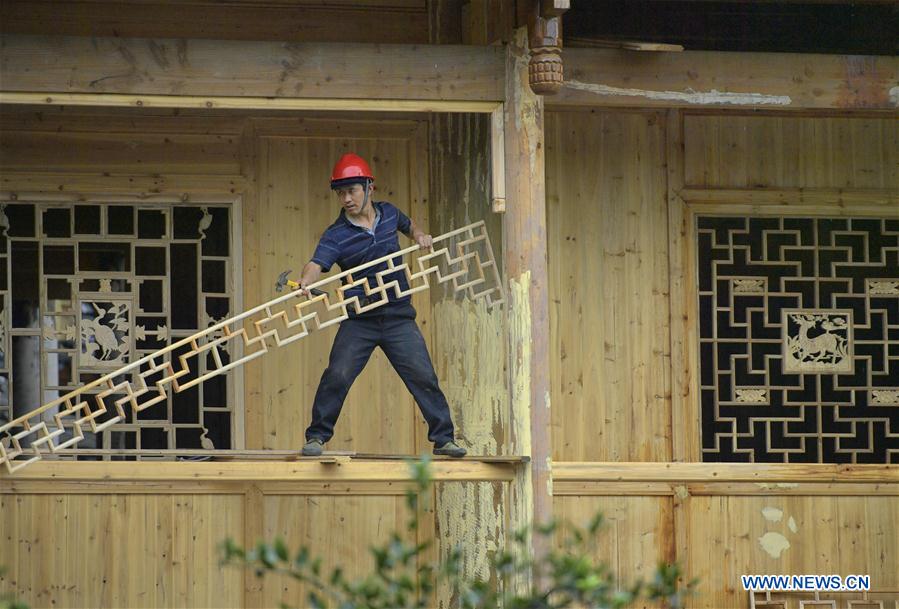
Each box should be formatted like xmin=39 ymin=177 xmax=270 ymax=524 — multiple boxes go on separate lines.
xmin=587 ymin=512 xmax=605 ymax=534
xmin=307 ymin=591 xmax=325 ymax=609
xmin=575 ymin=573 xmax=601 ymax=591
xmin=274 ymin=538 xmax=289 ymax=562
xmin=262 ymin=546 xmax=279 ymax=569
xmin=535 ymin=518 xmax=558 ymax=536
xmin=329 ymin=566 xmax=344 ymax=586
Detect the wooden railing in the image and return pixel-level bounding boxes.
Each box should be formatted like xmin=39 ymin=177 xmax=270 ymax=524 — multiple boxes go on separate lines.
xmin=0 ymin=221 xmax=504 ymax=473
xmin=749 ymin=588 xmax=899 ymax=608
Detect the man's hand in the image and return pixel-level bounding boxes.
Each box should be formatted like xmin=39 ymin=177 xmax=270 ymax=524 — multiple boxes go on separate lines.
xmin=415 ymin=233 xmax=433 ymax=250
xmin=297 ymin=261 xmax=323 ymax=296
xmin=408 ymin=220 xmax=433 ymax=251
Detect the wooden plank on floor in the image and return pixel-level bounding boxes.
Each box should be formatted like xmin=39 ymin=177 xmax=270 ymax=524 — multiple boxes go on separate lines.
xmin=0 ymin=460 xmax=519 ymax=482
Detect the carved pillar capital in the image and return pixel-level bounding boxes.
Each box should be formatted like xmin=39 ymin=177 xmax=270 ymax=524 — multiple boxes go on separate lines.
xmin=528 ymin=43 xmax=563 ymax=95
xmin=526 ymin=4 xmax=565 ymax=95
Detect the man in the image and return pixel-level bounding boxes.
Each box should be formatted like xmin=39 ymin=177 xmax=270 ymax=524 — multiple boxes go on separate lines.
xmin=297 ymin=153 xmax=467 ymax=458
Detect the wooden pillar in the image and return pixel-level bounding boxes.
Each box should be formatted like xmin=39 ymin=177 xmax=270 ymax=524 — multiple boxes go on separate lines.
xmin=503 ymin=25 xmax=553 ymax=585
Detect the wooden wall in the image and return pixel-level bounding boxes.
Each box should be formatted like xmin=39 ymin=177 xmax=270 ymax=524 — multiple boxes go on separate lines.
xmin=545 ymin=106 xmax=899 ymax=608
xmin=682 ymin=114 xmax=899 ymax=189
xmin=2 ymin=88 xmax=898 ymax=609
xmin=546 ymin=109 xmax=672 ymax=462
xmin=2 ymin=492 xmax=245 ymax=607
xmin=552 ymin=463 xmax=899 ymax=609
xmin=0 ymin=461 xmax=514 ymax=609
xmin=0 ymin=106 xmax=445 ymax=454
xmin=545 ymin=107 xmax=899 ymax=462
xmin=242 ymin=117 xmax=434 ymax=453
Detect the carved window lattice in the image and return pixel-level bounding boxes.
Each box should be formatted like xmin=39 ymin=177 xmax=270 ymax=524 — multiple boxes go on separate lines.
xmin=749 ymin=589 xmax=899 ymax=608
xmin=697 ymin=216 xmax=899 ymax=463
xmin=0 ymin=202 xmax=234 ymax=459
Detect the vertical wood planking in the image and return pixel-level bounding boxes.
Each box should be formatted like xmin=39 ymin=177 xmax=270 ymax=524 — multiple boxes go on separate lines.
xmin=554 ymin=495 xmax=675 ymax=591
xmin=545 ymin=109 xmax=672 ymax=462
xmin=0 ymin=494 xmax=244 ymax=607
xmin=252 ymin=123 xmax=427 ymax=452
xmin=408 ymin=121 xmax=433 ymax=455
xmin=683 ymin=113 xmax=899 ymax=189
xmin=686 ymin=495 xmax=899 ymax=608
xmin=241 ymin=120 xmax=263 ymax=450
xmin=426 ymin=109 xmax=509 ymax=603
xmin=260 ymin=494 xmax=408 ymax=608
xmin=427 ymin=112 xmax=508 ymax=455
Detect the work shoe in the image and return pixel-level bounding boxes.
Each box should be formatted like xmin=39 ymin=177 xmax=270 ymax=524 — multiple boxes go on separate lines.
xmin=301 ymin=438 xmax=324 ymax=456
xmin=433 ymin=440 xmax=467 ymax=458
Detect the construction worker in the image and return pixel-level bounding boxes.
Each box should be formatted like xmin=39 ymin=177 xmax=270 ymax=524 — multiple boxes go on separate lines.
xmin=297 ymin=153 xmax=467 ymax=458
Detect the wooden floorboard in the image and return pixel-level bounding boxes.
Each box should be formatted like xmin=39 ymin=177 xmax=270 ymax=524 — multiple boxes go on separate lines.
xmin=21 ymin=448 xmax=529 ymax=464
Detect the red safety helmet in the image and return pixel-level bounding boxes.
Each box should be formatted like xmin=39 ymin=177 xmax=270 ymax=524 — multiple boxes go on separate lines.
xmin=330 ymin=153 xmax=374 ymax=189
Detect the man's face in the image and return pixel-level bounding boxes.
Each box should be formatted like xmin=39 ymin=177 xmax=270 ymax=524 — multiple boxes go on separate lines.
xmin=334 ymin=182 xmax=371 ymax=216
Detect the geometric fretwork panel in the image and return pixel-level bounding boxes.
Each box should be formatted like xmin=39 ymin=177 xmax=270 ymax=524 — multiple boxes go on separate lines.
xmin=749 ymin=589 xmax=899 ymax=608
xmin=697 ymin=216 xmax=899 ymax=463
xmin=0 ymin=201 xmax=234 ymax=462
xmin=0 ymin=220 xmax=503 ymax=472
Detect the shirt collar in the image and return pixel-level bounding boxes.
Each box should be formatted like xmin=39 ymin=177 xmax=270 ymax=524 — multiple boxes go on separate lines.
xmin=342 ymin=201 xmax=381 ymax=232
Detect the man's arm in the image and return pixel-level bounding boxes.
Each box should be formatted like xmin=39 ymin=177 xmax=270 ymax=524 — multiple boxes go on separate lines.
xmin=406 ymin=219 xmax=433 ymax=250
xmin=297 ymin=261 xmax=323 ymax=294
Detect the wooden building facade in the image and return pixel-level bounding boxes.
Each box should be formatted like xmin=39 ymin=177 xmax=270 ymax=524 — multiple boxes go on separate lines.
xmin=0 ymin=2 xmax=897 ymax=608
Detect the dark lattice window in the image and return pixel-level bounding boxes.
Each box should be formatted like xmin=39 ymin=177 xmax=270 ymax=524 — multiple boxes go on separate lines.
xmin=697 ymin=215 xmax=899 ymax=463
xmin=0 ymin=202 xmax=235 ymax=459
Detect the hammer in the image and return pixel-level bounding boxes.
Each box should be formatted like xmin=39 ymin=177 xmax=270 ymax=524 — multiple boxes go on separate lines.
xmin=275 ymin=270 xmax=325 ymax=296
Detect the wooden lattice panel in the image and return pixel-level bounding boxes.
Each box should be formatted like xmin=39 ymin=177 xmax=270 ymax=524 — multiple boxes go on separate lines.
xmin=697 ymin=216 xmax=899 ymax=463
xmin=0 ymin=201 xmax=236 ymax=460
xmin=0 ymin=221 xmax=503 ymax=472
xmin=750 ymin=590 xmax=899 ymax=609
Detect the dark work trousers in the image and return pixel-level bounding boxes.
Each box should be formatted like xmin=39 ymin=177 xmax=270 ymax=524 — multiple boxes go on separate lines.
xmin=304 ymin=303 xmax=456 ymax=445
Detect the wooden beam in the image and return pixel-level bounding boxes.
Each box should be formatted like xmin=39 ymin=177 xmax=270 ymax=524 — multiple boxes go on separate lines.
xmin=503 ymin=26 xmax=553 ymax=586
xmin=490 ymin=105 xmax=506 ymax=211
xmin=566 ymin=36 xmax=684 ymax=52
xmin=0 ymin=34 xmax=505 ymax=103
xmin=0 ymin=92 xmax=499 ymax=114
xmin=0 ymin=171 xmax=246 ymax=199
xmin=678 ymin=186 xmax=899 ymax=208
xmin=7 ymin=448 xmax=526 ymax=463
xmin=553 ymin=481 xmax=899 ymax=496
xmin=553 ymin=462 xmax=899 ymax=483
xmin=554 ymin=47 xmax=899 ymax=111
xmin=1 ymin=479 xmax=453 ymax=495
xmin=0 ymin=460 xmax=518 ymax=483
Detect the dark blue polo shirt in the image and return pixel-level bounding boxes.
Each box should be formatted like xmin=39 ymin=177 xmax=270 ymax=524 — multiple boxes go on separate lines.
xmin=311 ymin=201 xmax=413 ymax=307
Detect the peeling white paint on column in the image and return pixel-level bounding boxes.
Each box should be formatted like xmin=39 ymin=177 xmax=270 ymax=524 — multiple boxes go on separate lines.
xmin=889 ymin=86 xmax=899 ymax=107
xmin=788 ymin=516 xmax=798 ymax=533
xmin=758 ymin=531 xmax=791 ymax=558
xmin=545 ymin=455 xmax=553 ymax=498
xmin=761 ymin=507 xmax=784 ymax=522
xmin=436 ymin=481 xmax=504 ymax=607
xmin=565 ymin=79 xmax=793 ymax=106
xmin=755 ymin=482 xmax=799 ymax=490
xmin=433 ymin=299 xmax=507 ymax=455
